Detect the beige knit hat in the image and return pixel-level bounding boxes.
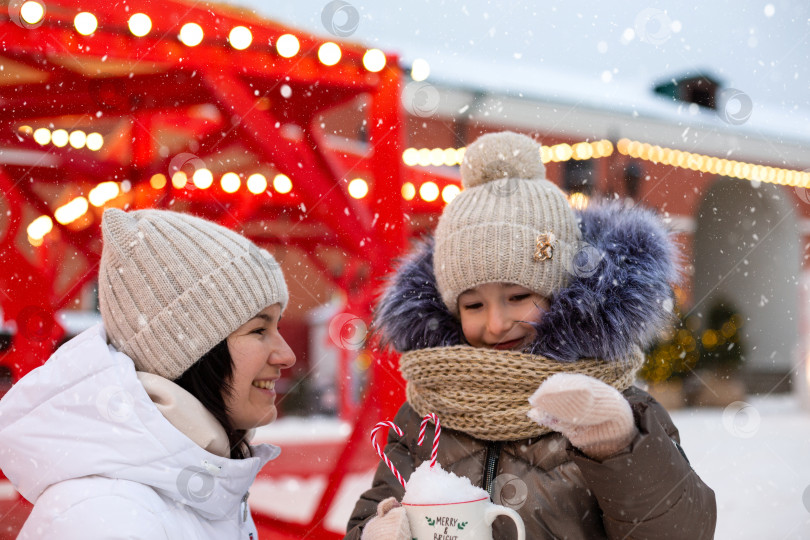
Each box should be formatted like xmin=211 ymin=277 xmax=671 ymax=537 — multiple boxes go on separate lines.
xmin=98 ymin=208 xmax=288 ymax=380
xmin=434 ymin=131 xmax=581 ymax=315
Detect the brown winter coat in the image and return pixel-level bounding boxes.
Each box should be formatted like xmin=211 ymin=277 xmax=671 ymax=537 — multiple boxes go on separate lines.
xmin=345 ymin=386 xmax=716 ymax=539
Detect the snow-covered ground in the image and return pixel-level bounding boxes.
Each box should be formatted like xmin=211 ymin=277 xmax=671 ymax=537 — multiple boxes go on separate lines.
xmin=250 ymin=394 xmax=810 ymax=538
xmin=671 ymin=394 xmax=810 ymax=539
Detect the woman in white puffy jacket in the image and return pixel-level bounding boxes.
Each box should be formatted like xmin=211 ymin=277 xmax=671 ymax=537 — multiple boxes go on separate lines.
xmin=0 ymin=208 xmax=295 ymax=539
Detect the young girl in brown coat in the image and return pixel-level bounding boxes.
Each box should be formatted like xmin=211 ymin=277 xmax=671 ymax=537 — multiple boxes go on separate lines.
xmin=345 ymin=132 xmax=716 ymax=539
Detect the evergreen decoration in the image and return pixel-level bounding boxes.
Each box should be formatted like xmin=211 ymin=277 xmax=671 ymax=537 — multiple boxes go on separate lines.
xmin=640 ymin=298 xmax=744 ymax=383
xmin=696 ymin=300 xmax=745 ymax=373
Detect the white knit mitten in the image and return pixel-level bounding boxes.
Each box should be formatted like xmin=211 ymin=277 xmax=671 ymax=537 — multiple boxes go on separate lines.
xmin=361 ymin=497 xmax=412 ymax=540
xmin=527 ymin=373 xmax=638 ymax=460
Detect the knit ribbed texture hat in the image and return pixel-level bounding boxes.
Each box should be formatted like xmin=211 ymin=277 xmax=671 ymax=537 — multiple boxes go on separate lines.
xmin=434 ymin=131 xmax=581 ymax=315
xmin=98 ymin=208 xmax=288 ymax=380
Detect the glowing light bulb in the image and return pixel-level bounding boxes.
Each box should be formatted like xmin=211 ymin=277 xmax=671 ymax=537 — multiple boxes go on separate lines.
xmin=417 ymin=148 xmax=431 ymax=167
xmin=442 ymin=184 xmax=460 ymax=203
xmin=88 ymin=181 xmax=120 ymax=207
xmin=171 ymin=171 xmax=188 ymax=189
xmin=276 ymin=34 xmax=300 ymax=58
xmin=33 ymin=128 xmax=50 ymax=145
xmin=362 ymin=49 xmax=386 ymax=72
xmin=229 ymin=26 xmax=252 ymax=50
xmin=443 ymin=148 xmax=458 ymax=166
xmin=401 ymin=182 xmax=415 ymax=200
xmin=348 ymin=178 xmax=368 ymax=199
xmin=419 ymin=181 xmax=439 ymax=202
xmin=402 ymin=148 xmax=419 ymax=167
xmin=247 ymin=173 xmax=267 ymax=194
xmin=192 ymin=169 xmax=213 ymax=189
xmin=74 ymin=12 xmax=97 ymax=35
xmin=20 ymin=1 xmax=45 ymax=25
xmin=273 ymin=173 xmax=292 ymax=193
xmin=429 ymin=148 xmax=444 ymax=166
xmin=85 ymin=132 xmax=103 ymax=151
xmin=27 ymin=215 xmax=53 ymax=241
xmin=553 ymin=144 xmax=572 ymax=162
xmin=179 ymin=23 xmax=203 ymax=47
xmin=318 ymin=42 xmax=341 ymax=66
xmin=54 ymin=197 xmax=89 ymax=225
xmin=51 ymin=129 xmax=69 ymax=147
xmin=569 ymin=192 xmax=590 ymax=210
xmin=410 ymin=58 xmax=430 ymax=81
xmin=128 ymin=13 xmax=151 ymax=37
xmin=68 ymin=130 xmax=87 ymax=149
xmin=150 ymin=174 xmax=167 ymax=189
xmin=221 ymin=172 xmax=240 ymax=193
xmin=573 ymin=143 xmax=592 ymax=160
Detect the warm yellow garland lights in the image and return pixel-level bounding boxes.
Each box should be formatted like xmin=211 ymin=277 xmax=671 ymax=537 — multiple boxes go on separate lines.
xmin=617 ymin=138 xmax=810 ymax=188
xmin=25 ymin=136 xmax=810 ymax=246
xmin=16 ymin=5 xmax=387 ymax=72
xmin=20 ymin=126 xmax=104 ymax=151
xmin=403 ymin=138 xmax=810 ymax=190
xmin=401 ymin=140 xmax=614 ymax=168
xmin=27 ymin=171 xmax=349 ymax=244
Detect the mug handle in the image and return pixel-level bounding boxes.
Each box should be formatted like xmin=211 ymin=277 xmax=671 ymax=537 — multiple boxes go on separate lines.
xmin=484 ymin=503 xmax=526 ymax=540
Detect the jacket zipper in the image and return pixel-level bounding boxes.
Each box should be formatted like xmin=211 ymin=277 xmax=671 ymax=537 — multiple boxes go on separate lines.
xmin=483 ymin=442 xmax=502 ymax=497
xmin=241 ymin=491 xmax=249 ymax=523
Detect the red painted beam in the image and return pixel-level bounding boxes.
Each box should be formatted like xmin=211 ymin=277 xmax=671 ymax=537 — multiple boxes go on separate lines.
xmin=0 ymin=172 xmax=65 ymax=381
xmin=0 ymin=69 xmax=208 ymax=122
xmin=200 ymin=70 xmax=374 ymax=261
xmin=306 ymin=60 xmax=408 ymax=530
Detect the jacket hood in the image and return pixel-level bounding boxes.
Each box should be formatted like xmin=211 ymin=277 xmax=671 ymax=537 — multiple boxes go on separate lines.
xmin=373 ymin=200 xmax=682 ymax=363
xmin=0 ymin=324 xmax=279 ymax=519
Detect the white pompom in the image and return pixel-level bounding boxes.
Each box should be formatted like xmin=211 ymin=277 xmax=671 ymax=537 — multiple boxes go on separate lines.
xmin=460 ymin=131 xmax=545 ymax=189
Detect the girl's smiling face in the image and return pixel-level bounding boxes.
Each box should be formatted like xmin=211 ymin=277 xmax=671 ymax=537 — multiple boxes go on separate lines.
xmin=225 ymin=303 xmax=296 ymax=430
xmin=457 ymin=282 xmax=550 ymax=351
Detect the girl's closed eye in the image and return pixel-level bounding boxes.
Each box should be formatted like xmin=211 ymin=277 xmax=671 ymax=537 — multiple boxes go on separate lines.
xmin=511 ymin=294 xmax=530 ymax=302
xmin=250 ymin=327 xmax=266 ymax=336
xmin=462 ymin=302 xmax=482 ymax=310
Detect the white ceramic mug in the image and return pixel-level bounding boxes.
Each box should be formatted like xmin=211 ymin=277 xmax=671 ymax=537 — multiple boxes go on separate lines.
xmin=402 ymin=496 xmax=525 ymax=540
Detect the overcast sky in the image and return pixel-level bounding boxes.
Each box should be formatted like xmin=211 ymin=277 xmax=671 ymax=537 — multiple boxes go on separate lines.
xmin=229 ymin=1 xmax=810 ymax=122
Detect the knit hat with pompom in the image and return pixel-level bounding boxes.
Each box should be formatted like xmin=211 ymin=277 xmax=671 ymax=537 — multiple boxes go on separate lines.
xmin=433 ymin=131 xmax=581 ymax=315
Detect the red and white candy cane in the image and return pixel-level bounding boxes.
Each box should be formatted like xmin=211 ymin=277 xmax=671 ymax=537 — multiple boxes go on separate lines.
xmin=417 ymin=413 xmax=442 ymax=468
xmin=370 ymin=421 xmax=407 ymax=488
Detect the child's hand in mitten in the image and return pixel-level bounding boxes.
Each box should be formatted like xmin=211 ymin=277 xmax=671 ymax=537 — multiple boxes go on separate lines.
xmin=527 ymin=373 xmax=638 ymax=460
xmin=361 ymin=497 xmax=412 ymax=540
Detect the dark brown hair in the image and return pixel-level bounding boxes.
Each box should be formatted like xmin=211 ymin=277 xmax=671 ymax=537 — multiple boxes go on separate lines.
xmin=174 ymin=340 xmax=252 ymax=459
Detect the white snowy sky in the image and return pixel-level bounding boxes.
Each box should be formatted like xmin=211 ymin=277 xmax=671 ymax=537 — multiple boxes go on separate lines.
xmin=227 ymin=0 xmax=810 ymax=123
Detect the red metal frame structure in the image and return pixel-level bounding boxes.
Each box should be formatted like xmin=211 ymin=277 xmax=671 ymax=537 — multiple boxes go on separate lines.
xmin=0 ymin=1 xmax=430 ymax=537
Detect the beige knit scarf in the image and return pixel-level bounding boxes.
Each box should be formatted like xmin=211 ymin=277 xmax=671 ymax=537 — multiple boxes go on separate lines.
xmin=400 ymin=345 xmax=645 ymax=441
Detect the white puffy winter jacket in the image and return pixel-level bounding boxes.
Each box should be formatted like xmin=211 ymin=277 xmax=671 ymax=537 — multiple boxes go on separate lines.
xmin=0 ymin=324 xmax=280 ymax=539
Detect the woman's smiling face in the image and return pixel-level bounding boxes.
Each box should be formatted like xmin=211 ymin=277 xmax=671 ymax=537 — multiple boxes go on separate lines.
xmin=224 ymin=303 xmax=296 ymax=430
xmin=457 ymin=282 xmax=550 ymax=351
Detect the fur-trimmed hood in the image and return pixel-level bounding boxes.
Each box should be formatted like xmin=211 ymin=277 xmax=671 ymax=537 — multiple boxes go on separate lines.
xmin=372 ymin=200 xmax=682 ymax=363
